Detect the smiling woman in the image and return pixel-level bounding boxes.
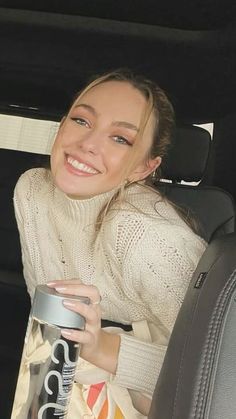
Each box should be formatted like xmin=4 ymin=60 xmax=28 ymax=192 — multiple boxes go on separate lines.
xmin=13 ymin=69 xmax=206 ymax=418
xmin=50 ymin=78 xmax=159 ymax=199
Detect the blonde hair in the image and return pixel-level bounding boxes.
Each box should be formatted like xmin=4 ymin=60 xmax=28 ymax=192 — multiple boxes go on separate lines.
xmin=67 ymin=69 xmax=175 ymax=228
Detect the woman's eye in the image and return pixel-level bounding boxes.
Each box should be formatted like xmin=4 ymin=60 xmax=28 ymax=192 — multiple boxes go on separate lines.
xmin=71 ymin=117 xmax=89 ymax=127
xmin=113 ymin=136 xmax=132 ymax=146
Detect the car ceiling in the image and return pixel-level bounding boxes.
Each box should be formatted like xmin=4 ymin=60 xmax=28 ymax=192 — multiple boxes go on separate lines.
xmin=0 ymin=1 xmax=236 ymax=124
xmin=1 ymin=0 xmax=236 ymax=30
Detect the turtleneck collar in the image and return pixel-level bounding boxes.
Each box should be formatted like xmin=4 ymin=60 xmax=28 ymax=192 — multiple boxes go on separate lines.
xmin=51 ymin=184 xmax=119 ymax=227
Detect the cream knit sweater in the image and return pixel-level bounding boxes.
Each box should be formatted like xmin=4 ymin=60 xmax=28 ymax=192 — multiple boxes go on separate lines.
xmin=14 ymin=168 xmax=206 ymax=396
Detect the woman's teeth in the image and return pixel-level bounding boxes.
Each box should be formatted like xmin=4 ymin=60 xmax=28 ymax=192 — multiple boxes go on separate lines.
xmin=67 ymin=156 xmax=98 ymax=174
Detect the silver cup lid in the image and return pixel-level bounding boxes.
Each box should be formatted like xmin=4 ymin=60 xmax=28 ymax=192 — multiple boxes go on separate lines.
xmin=32 ymin=284 xmax=90 ymax=329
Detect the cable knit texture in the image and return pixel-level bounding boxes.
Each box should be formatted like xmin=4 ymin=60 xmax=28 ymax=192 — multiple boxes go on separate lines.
xmin=14 ymin=168 xmax=206 ymax=396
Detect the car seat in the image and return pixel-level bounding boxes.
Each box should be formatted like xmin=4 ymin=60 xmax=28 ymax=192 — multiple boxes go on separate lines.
xmin=149 ymin=126 xmax=236 ymax=418
xmin=149 ymin=233 xmax=236 ymax=419
xmin=152 ymin=125 xmax=235 ymax=242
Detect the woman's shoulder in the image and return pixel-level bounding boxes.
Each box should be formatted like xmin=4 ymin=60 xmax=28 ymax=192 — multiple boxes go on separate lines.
xmin=14 ymin=167 xmax=52 ymax=195
xmin=14 ymin=168 xmax=54 ymax=212
xmin=101 ymin=184 xmax=177 ymax=241
xmin=101 ymin=182 xmax=206 ymax=253
xmin=115 ymin=183 xmax=184 ymax=225
xmin=103 ymin=185 xmax=206 ymax=266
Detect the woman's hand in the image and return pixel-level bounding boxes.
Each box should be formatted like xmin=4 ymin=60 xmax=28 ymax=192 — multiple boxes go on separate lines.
xmin=47 ymin=280 xmax=120 ymax=374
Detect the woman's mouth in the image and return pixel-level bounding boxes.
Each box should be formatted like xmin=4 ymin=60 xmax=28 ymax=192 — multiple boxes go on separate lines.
xmin=66 ymin=155 xmax=99 ymax=175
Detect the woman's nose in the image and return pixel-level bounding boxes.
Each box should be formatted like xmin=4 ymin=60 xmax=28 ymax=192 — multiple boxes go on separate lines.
xmin=77 ymin=131 xmax=102 ymax=154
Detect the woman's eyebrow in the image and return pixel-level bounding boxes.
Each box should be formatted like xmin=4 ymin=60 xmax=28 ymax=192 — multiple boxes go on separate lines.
xmin=73 ymin=103 xmax=138 ymax=131
xmin=74 ymin=103 xmax=97 ymax=115
xmin=112 ymin=121 xmax=139 ymax=131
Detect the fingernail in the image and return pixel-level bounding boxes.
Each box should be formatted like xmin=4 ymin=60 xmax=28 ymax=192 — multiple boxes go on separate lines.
xmin=55 ymin=286 xmax=67 ymax=292
xmin=61 ymin=329 xmax=73 ymax=336
xmin=63 ymin=300 xmax=76 ymax=307
xmin=47 ymin=282 xmax=57 ymax=286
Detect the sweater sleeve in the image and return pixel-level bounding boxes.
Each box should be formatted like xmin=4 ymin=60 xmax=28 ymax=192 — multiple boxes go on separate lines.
xmin=111 ymin=221 xmax=206 ymax=394
xmin=13 ymin=172 xmax=39 ymax=301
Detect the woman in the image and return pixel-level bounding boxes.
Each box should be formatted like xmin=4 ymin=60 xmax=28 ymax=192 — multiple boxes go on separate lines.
xmin=14 ymin=70 xmax=206 ymax=417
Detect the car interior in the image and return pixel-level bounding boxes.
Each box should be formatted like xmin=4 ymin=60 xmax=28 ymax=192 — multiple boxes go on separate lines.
xmin=0 ymin=1 xmax=236 ymax=418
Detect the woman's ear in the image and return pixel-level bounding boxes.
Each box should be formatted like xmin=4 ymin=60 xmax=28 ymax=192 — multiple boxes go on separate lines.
xmin=128 ymin=156 xmax=162 ymax=182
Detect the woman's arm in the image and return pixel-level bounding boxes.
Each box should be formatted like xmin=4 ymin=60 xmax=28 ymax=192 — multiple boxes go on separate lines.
xmin=14 ymin=179 xmax=38 ymax=300
xmin=47 ymin=221 xmax=206 ymax=397
xmin=44 ymin=220 xmax=206 ymax=418
xmin=47 ymin=280 xmax=157 ymax=416
xmin=112 ymin=221 xmax=206 ymax=393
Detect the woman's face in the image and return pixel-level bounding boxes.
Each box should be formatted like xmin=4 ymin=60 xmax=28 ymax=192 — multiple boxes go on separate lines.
xmin=50 ymin=81 xmax=160 ymax=199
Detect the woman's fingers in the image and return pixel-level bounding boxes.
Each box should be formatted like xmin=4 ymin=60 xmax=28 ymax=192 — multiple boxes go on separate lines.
xmin=47 ymin=279 xmax=82 ymax=287
xmin=47 ymin=281 xmax=101 ymax=305
xmin=46 ymin=280 xmax=103 ymax=352
xmin=61 ymin=328 xmax=95 ymax=344
xmin=63 ymin=299 xmax=101 ymax=324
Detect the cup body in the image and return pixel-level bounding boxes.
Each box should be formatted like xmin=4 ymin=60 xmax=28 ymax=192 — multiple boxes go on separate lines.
xmin=11 ymin=285 xmax=89 ymax=419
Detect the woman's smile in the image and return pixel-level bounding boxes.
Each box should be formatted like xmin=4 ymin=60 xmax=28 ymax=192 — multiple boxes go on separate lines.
xmin=65 ymin=154 xmax=100 ymax=176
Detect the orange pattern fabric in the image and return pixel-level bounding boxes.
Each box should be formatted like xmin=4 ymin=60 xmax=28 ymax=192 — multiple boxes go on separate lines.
xmin=86 ymin=382 xmax=124 ymax=419
xmin=87 ymin=382 xmax=105 ymax=409
xmin=97 ymin=398 xmax=108 ymax=419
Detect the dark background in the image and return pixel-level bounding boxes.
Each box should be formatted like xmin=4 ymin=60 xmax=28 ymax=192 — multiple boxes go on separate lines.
xmin=0 ymin=1 xmax=236 ymax=196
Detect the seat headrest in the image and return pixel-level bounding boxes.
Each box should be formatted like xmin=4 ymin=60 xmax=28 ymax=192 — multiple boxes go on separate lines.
xmin=162 ymin=125 xmax=211 ymax=183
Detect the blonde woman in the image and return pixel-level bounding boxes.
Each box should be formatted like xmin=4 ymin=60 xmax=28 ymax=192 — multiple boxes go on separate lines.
xmin=14 ymin=70 xmax=206 ymax=417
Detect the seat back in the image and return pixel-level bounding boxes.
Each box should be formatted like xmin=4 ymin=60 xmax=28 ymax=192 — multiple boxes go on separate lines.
xmin=149 ymin=232 xmax=236 ymax=419
xmin=149 ymin=126 xmax=236 ymax=418
xmin=157 ymin=183 xmax=235 ymax=242
xmin=152 ymin=125 xmax=235 ymax=241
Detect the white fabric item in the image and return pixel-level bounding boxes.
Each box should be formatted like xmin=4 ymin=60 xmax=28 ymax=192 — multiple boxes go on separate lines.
xmin=14 ymin=168 xmax=206 ymax=396
xmin=0 ymin=114 xmax=58 ymax=154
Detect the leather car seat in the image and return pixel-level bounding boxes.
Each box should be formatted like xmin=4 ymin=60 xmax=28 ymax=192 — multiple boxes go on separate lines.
xmin=152 ymin=125 xmax=235 ymax=242
xmin=149 ymin=233 xmax=236 ymax=419
xmin=149 ymin=125 xmax=236 ymax=418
